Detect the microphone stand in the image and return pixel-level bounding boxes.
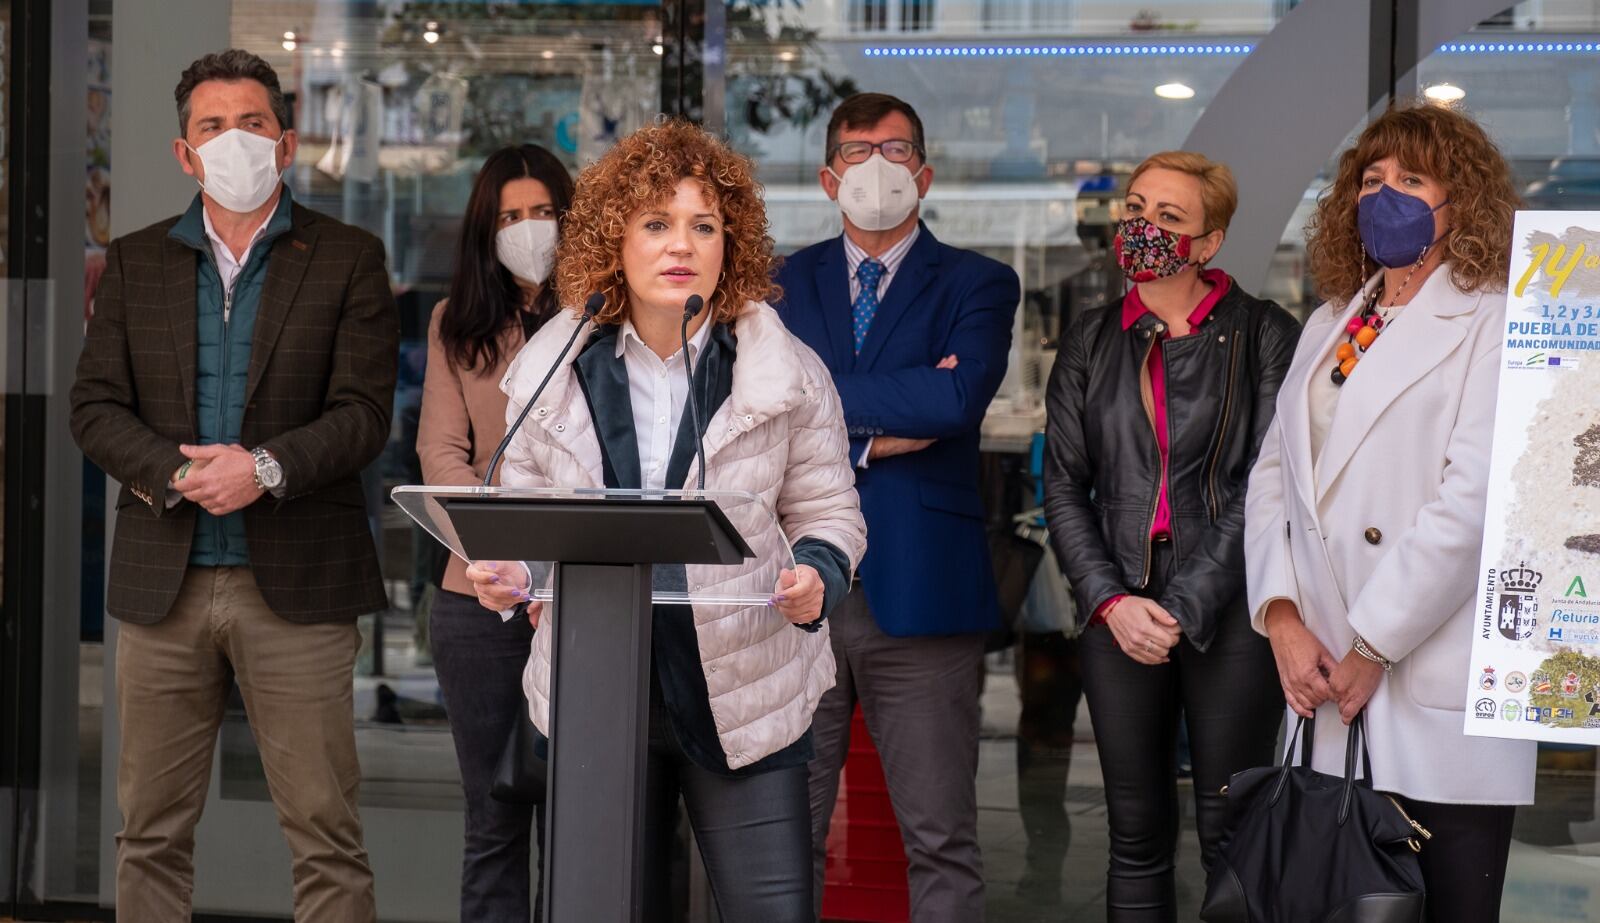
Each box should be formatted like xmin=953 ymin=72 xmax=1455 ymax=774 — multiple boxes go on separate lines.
xmin=681 ymin=294 xmax=708 ymax=493
xmin=482 ymin=293 xmax=605 ymax=487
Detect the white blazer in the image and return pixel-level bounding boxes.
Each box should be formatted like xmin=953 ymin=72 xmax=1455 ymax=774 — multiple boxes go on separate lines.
xmin=1245 ymin=267 xmax=1535 ymax=805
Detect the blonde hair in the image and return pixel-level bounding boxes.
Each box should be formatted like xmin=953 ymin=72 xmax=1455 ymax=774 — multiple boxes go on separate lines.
xmin=1129 ymin=150 xmax=1239 ymax=235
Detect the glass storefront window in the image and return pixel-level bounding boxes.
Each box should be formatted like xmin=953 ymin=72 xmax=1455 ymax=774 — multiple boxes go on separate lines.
xmin=23 ymin=1 xmax=1600 ymax=921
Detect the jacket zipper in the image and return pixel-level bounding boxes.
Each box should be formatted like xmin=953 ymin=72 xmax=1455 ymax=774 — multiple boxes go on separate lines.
xmin=1205 ymin=332 xmax=1241 ymax=520
xmin=1139 ymin=330 xmax=1162 ymax=588
xmin=209 ymin=252 xmax=234 ymax=552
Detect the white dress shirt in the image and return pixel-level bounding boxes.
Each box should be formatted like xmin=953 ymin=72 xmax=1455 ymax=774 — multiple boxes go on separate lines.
xmin=200 ymin=192 xmax=278 ymax=305
xmin=618 ymin=315 xmax=714 ymax=490
xmin=842 ymin=225 xmax=920 ymax=467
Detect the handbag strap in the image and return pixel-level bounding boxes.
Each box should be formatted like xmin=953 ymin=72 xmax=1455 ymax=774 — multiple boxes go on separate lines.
xmin=1338 ymin=711 xmax=1372 ymax=825
xmin=1269 ymin=715 xmax=1313 ymax=806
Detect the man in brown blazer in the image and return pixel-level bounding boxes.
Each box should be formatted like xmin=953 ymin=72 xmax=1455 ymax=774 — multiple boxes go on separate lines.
xmin=69 ymin=49 xmax=396 ymax=922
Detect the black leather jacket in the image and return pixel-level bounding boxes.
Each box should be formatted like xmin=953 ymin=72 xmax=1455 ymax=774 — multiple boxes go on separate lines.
xmin=1043 ymin=280 xmax=1300 ymax=651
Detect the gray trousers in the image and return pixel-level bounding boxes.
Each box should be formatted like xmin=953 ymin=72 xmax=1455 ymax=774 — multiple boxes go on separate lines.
xmin=807 ymin=586 xmax=986 ymax=922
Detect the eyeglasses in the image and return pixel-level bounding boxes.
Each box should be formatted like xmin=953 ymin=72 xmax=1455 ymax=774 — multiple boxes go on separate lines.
xmin=829 ymin=139 xmax=924 ymax=165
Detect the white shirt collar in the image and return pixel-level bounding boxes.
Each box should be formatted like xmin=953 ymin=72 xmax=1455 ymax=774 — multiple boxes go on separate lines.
xmin=200 ymin=195 xmax=277 ymax=269
xmin=615 ymin=313 xmax=715 ymax=362
xmin=843 ymin=224 xmax=920 ymax=277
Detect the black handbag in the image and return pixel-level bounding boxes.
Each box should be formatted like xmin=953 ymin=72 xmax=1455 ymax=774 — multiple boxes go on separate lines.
xmin=489 ymin=708 xmax=547 ymax=805
xmin=1200 ymin=713 xmax=1432 ymax=923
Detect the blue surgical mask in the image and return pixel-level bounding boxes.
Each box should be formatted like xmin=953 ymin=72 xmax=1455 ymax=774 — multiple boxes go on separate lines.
xmin=1357 ymin=184 xmax=1448 ymax=269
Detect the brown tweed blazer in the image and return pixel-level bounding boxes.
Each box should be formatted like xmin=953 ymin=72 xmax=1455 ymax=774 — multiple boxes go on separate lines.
xmin=70 ymin=200 xmax=399 ymax=624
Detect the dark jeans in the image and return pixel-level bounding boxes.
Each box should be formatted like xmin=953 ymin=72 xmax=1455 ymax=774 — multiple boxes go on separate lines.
xmin=431 ymin=589 xmax=541 ymax=923
xmin=643 ymin=685 xmax=813 ymax=921
xmin=1079 ymin=545 xmax=1283 ymax=923
xmin=1390 ymin=797 xmax=1515 ymax=923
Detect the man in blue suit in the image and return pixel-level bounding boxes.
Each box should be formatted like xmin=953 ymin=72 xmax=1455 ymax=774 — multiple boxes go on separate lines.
xmin=775 ymin=93 xmax=1020 ymax=922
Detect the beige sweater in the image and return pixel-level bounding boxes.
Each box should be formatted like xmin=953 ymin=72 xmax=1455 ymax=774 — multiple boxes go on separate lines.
xmin=416 ymin=300 xmax=527 ymax=596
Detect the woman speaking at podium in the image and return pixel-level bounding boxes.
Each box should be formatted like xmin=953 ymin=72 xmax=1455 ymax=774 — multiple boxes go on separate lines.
xmin=465 ymin=119 xmax=866 ymax=919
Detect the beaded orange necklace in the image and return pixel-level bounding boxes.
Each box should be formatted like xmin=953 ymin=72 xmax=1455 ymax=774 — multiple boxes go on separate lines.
xmin=1330 ymin=250 xmax=1427 ymax=386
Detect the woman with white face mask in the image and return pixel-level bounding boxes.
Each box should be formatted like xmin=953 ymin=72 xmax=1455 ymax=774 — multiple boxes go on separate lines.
xmin=416 ymin=143 xmax=573 ymax=923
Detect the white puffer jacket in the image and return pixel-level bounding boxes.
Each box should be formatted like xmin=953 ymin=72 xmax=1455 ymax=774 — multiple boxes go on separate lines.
xmin=500 ymin=300 xmax=867 ymax=769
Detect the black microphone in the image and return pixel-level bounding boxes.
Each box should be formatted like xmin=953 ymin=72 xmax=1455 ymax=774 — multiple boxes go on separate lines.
xmin=482 ymin=293 xmax=605 ymax=487
xmin=681 ymin=294 xmax=708 ymax=492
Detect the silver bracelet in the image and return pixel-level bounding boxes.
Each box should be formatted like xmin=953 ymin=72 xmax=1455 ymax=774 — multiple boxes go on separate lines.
xmin=1352 ymin=634 xmax=1393 ymax=673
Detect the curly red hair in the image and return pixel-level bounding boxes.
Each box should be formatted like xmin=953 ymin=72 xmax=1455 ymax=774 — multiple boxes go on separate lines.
xmin=554 ymin=119 xmax=779 ymax=325
xmin=1306 ymin=102 xmax=1520 ymax=303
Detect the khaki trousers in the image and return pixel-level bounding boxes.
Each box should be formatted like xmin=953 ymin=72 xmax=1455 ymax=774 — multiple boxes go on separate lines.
xmin=114 ymin=566 xmax=374 ymax=922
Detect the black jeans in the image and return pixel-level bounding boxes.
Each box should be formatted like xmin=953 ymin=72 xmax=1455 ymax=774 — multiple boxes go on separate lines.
xmin=1079 ymin=545 xmax=1283 ymax=922
xmin=1391 ymin=797 xmax=1515 ymax=923
xmin=431 ymin=588 xmax=542 ymax=923
xmin=642 ymin=685 xmax=813 ymax=921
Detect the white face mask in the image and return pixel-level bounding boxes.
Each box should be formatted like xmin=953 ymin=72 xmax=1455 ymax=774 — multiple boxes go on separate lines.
xmin=495 ymin=218 xmax=558 ymax=286
xmin=185 ymin=128 xmax=285 ymax=214
xmin=828 ymin=154 xmax=925 ymax=232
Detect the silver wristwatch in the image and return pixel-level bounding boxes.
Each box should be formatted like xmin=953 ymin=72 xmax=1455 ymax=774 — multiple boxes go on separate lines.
xmin=251 ymin=446 xmax=285 ymax=495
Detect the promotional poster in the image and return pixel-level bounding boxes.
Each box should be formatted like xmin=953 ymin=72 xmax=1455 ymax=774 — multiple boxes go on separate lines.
xmin=1465 ymin=210 xmax=1600 ymax=743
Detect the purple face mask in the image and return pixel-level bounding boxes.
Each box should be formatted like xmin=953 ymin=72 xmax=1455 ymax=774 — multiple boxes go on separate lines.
xmin=1357 ymin=184 xmax=1447 ymax=268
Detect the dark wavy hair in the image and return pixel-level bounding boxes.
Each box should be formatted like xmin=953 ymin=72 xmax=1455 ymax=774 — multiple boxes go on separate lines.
xmin=175 ymin=49 xmax=289 ymax=136
xmin=440 ymin=145 xmax=575 ymax=372
xmin=1306 ymin=102 xmax=1519 ymax=303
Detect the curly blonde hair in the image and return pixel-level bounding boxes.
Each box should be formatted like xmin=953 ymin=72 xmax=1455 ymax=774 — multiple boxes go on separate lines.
xmin=1305 ymin=102 xmax=1520 ymax=304
xmin=554 ymin=119 xmax=778 ymax=325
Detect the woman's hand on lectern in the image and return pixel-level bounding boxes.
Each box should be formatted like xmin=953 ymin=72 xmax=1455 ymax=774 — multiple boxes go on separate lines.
xmin=466 ymin=560 xmax=534 ymax=614
xmin=771 ymin=565 xmax=824 ymax=626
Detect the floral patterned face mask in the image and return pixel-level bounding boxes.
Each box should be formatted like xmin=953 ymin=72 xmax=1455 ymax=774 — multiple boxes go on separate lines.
xmin=1114 ymin=216 xmax=1199 ymax=283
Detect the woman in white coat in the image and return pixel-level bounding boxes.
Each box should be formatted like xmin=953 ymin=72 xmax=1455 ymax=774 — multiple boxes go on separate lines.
xmin=464 ymin=120 xmax=866 ymax=919
xmin=1245 ymin=103 xmax=1534 ymax=922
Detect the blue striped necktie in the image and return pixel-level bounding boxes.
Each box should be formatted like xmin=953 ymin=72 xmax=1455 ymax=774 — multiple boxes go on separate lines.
xmin=853 ymin=258 xmax=886 ymax=354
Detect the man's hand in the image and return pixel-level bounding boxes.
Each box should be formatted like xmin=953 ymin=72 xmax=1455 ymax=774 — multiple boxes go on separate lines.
xmin=772 ymin=565 xmax=824 ymax=626
xmin=1104 ymin=596 xmax=1183 ymax=665
xmin=861 ymin=355 xmax=958 ymax=462
xmin=170 ymin=455 xmax=215 ymax=492
xmin=868 ymin=436 xmax=935 ymax=459
xmin=173 ymin=444 xmax=262 ymax=516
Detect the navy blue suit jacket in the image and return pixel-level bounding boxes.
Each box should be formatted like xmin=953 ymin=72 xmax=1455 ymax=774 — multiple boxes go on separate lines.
xmin=775 ymin=225 xmax=1020 ymax=636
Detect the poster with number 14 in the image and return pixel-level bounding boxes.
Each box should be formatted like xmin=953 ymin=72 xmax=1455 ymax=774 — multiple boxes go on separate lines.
xmin=1464 ymin=210 xmax=1600 ymax=743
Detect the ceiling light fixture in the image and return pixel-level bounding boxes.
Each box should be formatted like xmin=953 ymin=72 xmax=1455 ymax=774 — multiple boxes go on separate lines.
xmin=1154 ymin=82 xmax=1195 ymax=99
xmin=1423 ymin=82 xmax=1466 ymax=103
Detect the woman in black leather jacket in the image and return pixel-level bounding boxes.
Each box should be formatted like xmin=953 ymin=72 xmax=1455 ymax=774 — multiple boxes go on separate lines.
xmin=1043 ymin=151 xmax=1300 ymax=922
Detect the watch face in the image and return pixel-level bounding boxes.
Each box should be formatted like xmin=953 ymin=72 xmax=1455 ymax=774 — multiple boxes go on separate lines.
xmin=255 ymin=452 xmax=284 ymax=489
